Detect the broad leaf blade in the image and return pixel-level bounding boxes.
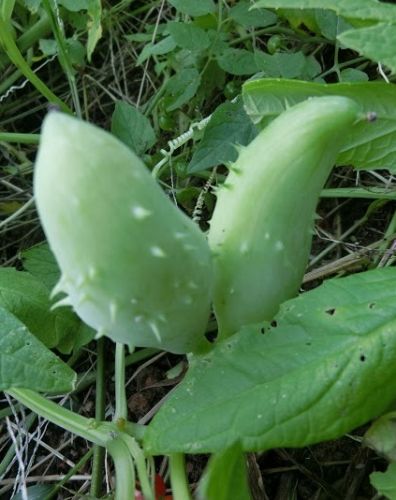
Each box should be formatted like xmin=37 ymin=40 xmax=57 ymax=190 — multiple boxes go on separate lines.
xmin=198 ymin=442 xmax=252 ymax=500
xmin=0 ymin=306 xmax=76 ymax=393
xmin=0 ymin=268 xmax=80 ymax=351
xmin=188 ymin=100 xmax=257 ymax=173
xmin=242 ymin=78 xmax=396 ymax=171
xmin=145 ymin=268 xmax=396 ymax=454
xmin=252 ymin=0 xmax=396 ymax=22
xmin=339 ymin=24 xmax=396 ymax=75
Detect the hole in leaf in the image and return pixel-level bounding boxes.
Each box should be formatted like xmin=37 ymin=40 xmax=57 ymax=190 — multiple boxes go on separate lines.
xmin=306 ymin=342 xmax=312 ymax=346
xmin=325 ymin=308 xmax=336 ymax=316
xmin=369 ymin=303 xmax=376 ymax=309
xmin=270 ymin=320 xmax=277 ymax=328
xmin=360 ymin=354 xmax=366 ymax=362
xmin=260 ymin=327 xmax=265 ymax=334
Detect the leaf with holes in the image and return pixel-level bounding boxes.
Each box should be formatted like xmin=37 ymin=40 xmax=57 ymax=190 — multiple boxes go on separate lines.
xmin=145 ymin=267 xmax=396 ymax=454
xmin=242 ymin=78 xmax=396 ymax=171
xmin=0 ymin=306 xmax=76 ymax=393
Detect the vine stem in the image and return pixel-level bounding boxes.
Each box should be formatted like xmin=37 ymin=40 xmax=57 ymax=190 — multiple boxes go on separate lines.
xmin=90 ymin=337 xmax=106 ymax=498
xmin=169 ymin=453 xmax=192 ymax=500
xmin=6 ymin=388 xmax=114 ymax=446
xmin=114 ymin=343 xmax=128 ymax=422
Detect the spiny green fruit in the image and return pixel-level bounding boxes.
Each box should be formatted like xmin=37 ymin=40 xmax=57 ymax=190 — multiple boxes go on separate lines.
xmin=208 ymin=96 xmax=361 ymax=339
xmin=34 ymin=112 xmax=213 ymax=354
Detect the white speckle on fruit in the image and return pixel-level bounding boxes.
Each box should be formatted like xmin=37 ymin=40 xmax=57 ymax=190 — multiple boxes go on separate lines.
xmin=88 ymin=266 xmax=98 ymax=279
xmin=131 ymin=205 xmax=152 ymax=220
xmin=150 ymin=246 xmax=166 ymax=258
xmin=264 ymin=232 xmax=270 ymax=240
xmin=275 ymin=240 xmax=284 ymax=251
xmin=174 ymin=232 xmax=186 ymax=239
xmin=240 ymin=241 xmax=249 ymax=254
xmin=109 ymin=301 xmax=117 ymax=322
xmin=149 ymin=321 xmax=161 ymax=342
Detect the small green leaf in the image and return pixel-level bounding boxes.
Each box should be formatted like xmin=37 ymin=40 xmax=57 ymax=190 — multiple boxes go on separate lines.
xmin=167 ymin=0 xmax=216 ymax=17
xmin=340 ymin=68 xmax=368 ymax=82
xmin=145 ymin=268 xmax=396 ymax=454
xmin=230 ymin=1 xmax=277 ymax=27
xmin=242 ymin=78 xmax=396 ymax=171
xmin=339 ymin=23 xmax=396 ymax=75
xmin=217 ymin=49 xmax=261 ymax=75
xmin=137 ymin=36 xmax=177 ymax=65
xmin=198 ymin=442 xmax=252 ymax=500
xmin=371 ymin=463 xmax=396 ymax=500
xmin=0 ymin=306 xmax=76 ymax=393
xmin=188 ymin=100 xmax=257 ymax=173
xmin=111 ymin=101 xmax=156 ymax=155
xmin=58 ymin=0 xmax=88 ymax=12
xmin=86 ymin=0 xmax=102 ymax=61
xmin=365 ymin=412 xmax=396 ymax=461
xmin=165 ymin=67 xmax=201 ymax=111
xmin=314 ymin=9 xmax=352 ymax=40
xmin=21 ymin=242 xmax=60 ymax=290
xmin=167 ymin=22 xmax=210 ymax=51
xmin=13 ymin=484 xmax=53 ymax=500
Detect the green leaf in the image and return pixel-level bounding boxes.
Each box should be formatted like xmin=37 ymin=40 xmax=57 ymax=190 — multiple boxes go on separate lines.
xmin=137 ymin=36 xmax=177 ymax=65
xmin=217 ymin=49 xmax=261 ymax=76
xmin=188 ymin=100 xmax=257 ymax=173
xmin=340 ymin=68 xmax=369 ymax=82
xmin=242 ymin=78 xmax=396 ymax=171
xmin=165 ymin=67 xmax=201 ymax=111
xmin=111 ymin=101 xmax=156 ymax=155
xmin=167 ymin=0 xmax=216 ymax=17
xmin=259 ymin=51 xmax=320 ymax=79
xmin=365 ymin=412 xmax=396 ymax=461
xmin=0 ymin=306 xmax=76 ymax=393
xmin=86 ymin=0 xmax=102 ymax=61
xmin=314 ymin=9 xmax=352 ymax=40
xmin=13 ymin=484 xmax=53 ymax=500
xmin=371 ymin=463 xmax=396 ymax=500
xmin=0 ymin=268 xmax=81 ymax=351
xmin=198 ymin=442 xmax=252 ymax=500
xmin=58 ymin=0 xmax=89 ymax=12
xmin=339 ymin=23 xmax=396 ymax=75
xmin=167 ymin=22 xmax=210 ymax=51
xmin=252 ymin=0 xmax=396 ymax=22
xmin=21 ymin=243 xmax=60 ymax=290
xmin=145 ymin=267 xmax=396 ymax=454
xmin=230 ymin=1 xmax=277 ymax=27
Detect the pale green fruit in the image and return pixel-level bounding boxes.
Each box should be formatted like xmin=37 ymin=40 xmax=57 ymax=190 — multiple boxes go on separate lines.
xmin=34 ymin=113 xmax=213 ymax=354
xmin=208 ymin=96 xmax=361 ymax=338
